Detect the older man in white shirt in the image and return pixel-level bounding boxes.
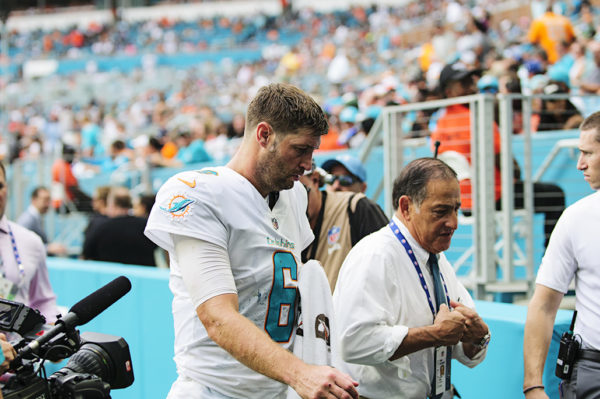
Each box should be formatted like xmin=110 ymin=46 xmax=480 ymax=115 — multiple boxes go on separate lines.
xmin=333 ymin=157 xmax=490 ymax=399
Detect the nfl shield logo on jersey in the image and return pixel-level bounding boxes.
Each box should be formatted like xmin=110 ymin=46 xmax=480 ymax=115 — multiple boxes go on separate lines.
xmin=327 ymin=226 xmax=340 ymax=245
xmin=272 ymin=217 xmax=279 ymax=230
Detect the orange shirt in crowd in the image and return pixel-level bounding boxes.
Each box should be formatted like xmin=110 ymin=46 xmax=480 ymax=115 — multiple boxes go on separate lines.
xmin=161 ymin=141 xmax=178 ymax=159
xmin=419 ymin=42 xmax=434 ymax=72
xmin=317 ymin=128 xmax=346 ymax=151
xmin=430 ymin=104 xmax=501 ymax=210
xmin=528 ymin=11 xmax=575 ymax=64
xmin=51 ymin=158 xmax=78 ymax=208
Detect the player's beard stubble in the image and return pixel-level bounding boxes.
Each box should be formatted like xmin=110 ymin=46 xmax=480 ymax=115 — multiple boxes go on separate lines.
xmin=256 ymin=141 xmax=297 ymax=194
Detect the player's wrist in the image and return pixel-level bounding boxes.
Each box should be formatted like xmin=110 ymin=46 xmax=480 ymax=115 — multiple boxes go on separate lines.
xmin=284 ymin=357 xmax=310 ymax=388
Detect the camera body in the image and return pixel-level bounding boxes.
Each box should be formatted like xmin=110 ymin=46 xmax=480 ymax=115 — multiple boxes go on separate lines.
xmin=0 ymin=298 xmax=134 ymax=399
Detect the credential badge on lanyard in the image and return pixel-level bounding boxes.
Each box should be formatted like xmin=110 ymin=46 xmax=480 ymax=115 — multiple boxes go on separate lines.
xmin=388 ymin=220 xmax=451 ymax=397
xmin=0 ymin=225 xmax=25 ymax=300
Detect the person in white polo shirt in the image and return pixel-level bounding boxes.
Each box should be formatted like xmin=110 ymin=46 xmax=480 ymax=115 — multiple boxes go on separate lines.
xmin=524 ymin=110 xmax=600 ymax=398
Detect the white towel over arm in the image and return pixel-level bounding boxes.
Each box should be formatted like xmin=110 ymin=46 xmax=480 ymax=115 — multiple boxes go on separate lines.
xmin=287 ymin=260 xmax=336 ymax=399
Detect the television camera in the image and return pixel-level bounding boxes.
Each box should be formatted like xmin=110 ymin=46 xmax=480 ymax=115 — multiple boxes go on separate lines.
xmin=0 ymin=276 xmax=135 ymax=398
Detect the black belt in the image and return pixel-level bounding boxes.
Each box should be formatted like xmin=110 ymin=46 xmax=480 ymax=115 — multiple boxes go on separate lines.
xmin=578 ymin=349 xmax=600 ymax=363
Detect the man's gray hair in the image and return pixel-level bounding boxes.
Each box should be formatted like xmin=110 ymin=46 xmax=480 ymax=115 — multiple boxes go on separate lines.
xmin=392 ymin=157 xmax=457 ymax=209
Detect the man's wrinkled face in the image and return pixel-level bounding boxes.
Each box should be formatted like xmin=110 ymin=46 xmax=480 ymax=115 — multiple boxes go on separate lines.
xmin=405 ymin=178 xmax=461 ymax=254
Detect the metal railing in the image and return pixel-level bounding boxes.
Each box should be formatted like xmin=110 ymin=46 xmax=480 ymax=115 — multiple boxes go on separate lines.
xmin=360 ymin=92 xmax=595 ymax=300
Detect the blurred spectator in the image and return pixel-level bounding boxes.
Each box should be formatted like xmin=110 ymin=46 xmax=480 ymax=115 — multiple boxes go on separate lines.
xmin=83 ymin=185 xmax=111 ymax=243
xmin=82 ymin=186 xmax=157 ymax=266
xmin=174 ymin=131 xmax=213 ymax=165
xmin=337 ymin=106 xmax=364 ymax=148
xmin=141 ymin=136 xmax=177 ymax=168
xmin=318 ymin=125 xmax=347 ymax=151
xmin=133 ymin=193 xmax=156 ymax=218
xmin=568 ymin=40 xmax=587 ymax=90
xmin=80 ymin=113 xmax=103 ymax=158
xmin=132 ymin=192 xmax=168 ymax=268
xmin=577 ymin=41 xmax=600 ymax=94
xmin=535 ymin=80 xmax=583 ymax=132
xmin=17 ymin=186 xmax=67 ymax=257
xmin=51 ymin=144 xmax=93 ymax=213
xmin=431 ymin=21 xmax=457 ymax=65
xmin=574 ymin=0 xmax=596 ymax=40
xmin=0 ymin=163 xmax=60 ymax=323
xmin=528 ymin=3 xmax=576 ymax=64
xmin=322 ymin=154 xmax=368 ymax=193
xmin=226 ymin=114 xmax=246 ymax=139
xmin=431 ymin=62 xmax=500 ymax=210
xmin=477 ymin=74 xmax=499 ymax=94
xmin=432 ymin=62 xmax=565 ymax=247
xmin=102 ymin=139 xmax=133 ymax=173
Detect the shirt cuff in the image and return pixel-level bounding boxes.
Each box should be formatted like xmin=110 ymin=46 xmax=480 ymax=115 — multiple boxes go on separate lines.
xmin=453 ymin=341 xmax=487 ymax=367
xmin=383 ymin=325 xmax=411 ymax=376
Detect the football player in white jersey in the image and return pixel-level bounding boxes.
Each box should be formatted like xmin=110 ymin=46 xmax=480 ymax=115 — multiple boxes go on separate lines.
xmin=145 ymin=83 xmax=359 ymax=399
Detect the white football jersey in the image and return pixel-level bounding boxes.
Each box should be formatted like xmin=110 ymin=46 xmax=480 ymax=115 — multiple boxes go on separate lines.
xmin=145 ymin=166 xmax=314 ymax=398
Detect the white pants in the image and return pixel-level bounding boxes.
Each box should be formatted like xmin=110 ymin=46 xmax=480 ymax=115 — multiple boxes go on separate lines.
xmin=167 ymin=375 xmax=235 ymax=399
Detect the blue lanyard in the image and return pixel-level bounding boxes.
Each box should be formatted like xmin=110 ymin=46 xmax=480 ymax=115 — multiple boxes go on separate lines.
xmin=0 ymin=224 xmax=26 ymax=286
xmin=388 ymin=219 xmax=450 ymax=317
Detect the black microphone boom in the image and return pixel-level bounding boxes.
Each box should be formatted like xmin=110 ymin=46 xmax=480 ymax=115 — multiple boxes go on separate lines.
xmin=69 ymin=276 xmax=132 ymax=326
xmin=16 ymin=276 xmax=132 ymax=360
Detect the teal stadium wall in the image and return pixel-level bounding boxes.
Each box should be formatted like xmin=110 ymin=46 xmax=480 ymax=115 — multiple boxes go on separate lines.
xmin=47 ymin=258 xmax=573 ymax=399
xmin=47 ymin=259 xmax=175 ymax=399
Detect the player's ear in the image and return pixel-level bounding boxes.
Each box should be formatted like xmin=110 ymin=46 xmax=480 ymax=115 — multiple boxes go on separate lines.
xmin=256 ymin=122 xmax=272 ymax=148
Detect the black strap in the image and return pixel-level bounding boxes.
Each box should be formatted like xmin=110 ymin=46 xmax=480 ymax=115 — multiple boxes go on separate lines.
xmin=578 ymin=349 xmax=600 ymax=363
xmin=302 ymin=191 xmax=327 ymax=262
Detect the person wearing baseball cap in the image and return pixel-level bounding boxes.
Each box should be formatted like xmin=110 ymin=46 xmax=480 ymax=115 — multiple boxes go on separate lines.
xmin=432 ymin=61 xmax=565 ymax=248
xmin=321 ymin=154 xmax=367 ymax=193
xmin=438 ymin=61 xmax=480 ymax=95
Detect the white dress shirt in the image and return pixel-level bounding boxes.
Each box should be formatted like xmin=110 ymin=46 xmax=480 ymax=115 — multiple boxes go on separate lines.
xmin=333 ymin=216 xmax=486 ymax=398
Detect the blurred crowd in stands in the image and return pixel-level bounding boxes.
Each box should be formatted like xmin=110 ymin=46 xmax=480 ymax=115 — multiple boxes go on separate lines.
xmin=1 ymin=0 xmax=599 ymax=190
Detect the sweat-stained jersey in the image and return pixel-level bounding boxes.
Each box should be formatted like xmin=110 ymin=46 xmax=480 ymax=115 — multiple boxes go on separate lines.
xmin=145 ymin=166 xmax=314 ymax=399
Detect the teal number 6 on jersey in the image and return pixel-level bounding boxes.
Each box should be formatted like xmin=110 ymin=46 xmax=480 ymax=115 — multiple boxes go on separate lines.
xmin=265 ymin=251 xmax=298 ymax=342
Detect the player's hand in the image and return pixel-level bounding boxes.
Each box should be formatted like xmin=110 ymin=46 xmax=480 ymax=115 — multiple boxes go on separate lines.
xmin=0 ymin=333 xmax=16 ymax=373
xmin=433 ymin=304 xmax=466 ymax=346
xmin=449 ymin=300 xmax=488 ymax=344
xmin=292 ymin=364 xmax=359 ymax=399
xmin=524 ymin=388 xmax=549 ymax=399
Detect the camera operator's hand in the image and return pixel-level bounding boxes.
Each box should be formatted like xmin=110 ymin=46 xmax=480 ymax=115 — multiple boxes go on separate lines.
xmin=0 ymin=333 xmax=16 ymax=373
